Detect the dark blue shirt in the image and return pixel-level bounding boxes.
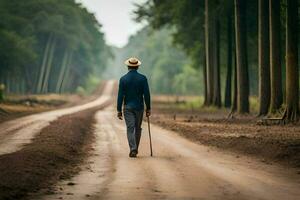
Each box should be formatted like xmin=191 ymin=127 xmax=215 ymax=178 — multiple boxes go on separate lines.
xmin=117 ymin=70 xmax=151 ymax=112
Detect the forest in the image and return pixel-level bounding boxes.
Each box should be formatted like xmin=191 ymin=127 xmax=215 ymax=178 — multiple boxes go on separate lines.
xmin=0 ymin=0 xmax=112 ymax=94
xmin=0 ymin=0 xmax=299 ymax=123
xmin=0 ymin=1 xmax=300 ymax=199
xmin=105 ymin=27 xmax=203 ymax=95
xmin=134 ymin=0 xmax=299 ymax=122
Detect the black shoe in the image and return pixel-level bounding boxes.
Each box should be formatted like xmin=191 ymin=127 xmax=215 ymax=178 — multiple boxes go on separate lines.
xmin=129 ymin=150 xmax=137 ymax=158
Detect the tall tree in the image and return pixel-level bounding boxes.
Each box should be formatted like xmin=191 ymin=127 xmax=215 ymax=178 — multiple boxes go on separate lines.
xmin=232 ymin=56 xmax=238 ymax=112
xmin=212 ymin=0 xmax=221 ymax=107
xmin=234 ymin=0 xmax=249 ymax=113
xmin=258 ymin=0 xmax=270 ymax=116
xmin=36 ymin=34 xmax=53 ymax=93
xmin=283 ymin=0 xmax=298 ymax=122
xmin=205 ymin=0 xmax=215 ymax=105
xmin=0 ymin=0 xmax=111 ymax=94
xmin=224 ymin=9 xmax=233 ymax=108
xmin=205 ymin=0 xmax=221 ymax=107
xmin=203 ymin=51 xmax=208 ymax=105
xmin=269 ymin=0 xmax=283 ymax=113
xmin=213 ymin=8 xmax=222 ymax=107
xmin=231 ymin=28 xmax=238 ymax=114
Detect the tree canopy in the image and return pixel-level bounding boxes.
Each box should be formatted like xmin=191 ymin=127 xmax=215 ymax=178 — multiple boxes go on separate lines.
xmin=135 ymin=0 xmax=299 ymax=122
xmin=0 ymin=0 xmax=112 ymax=94
xmin=106 ymin=26 xmax=202 ymax=95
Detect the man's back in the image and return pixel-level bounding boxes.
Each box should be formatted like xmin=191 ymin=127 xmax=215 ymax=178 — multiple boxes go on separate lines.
xmin=117 ymin=69 xmax=150 ymax=112
xmin=117 ymin=57 xmax=151 ymax=158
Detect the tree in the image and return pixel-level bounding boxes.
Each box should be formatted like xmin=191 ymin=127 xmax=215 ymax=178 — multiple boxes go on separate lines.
xmin=231 ymin=56 xmax=238 ymax=112
xmin=205 ymin=0 xmax=221 ymax=107
xmin=258 ymin=0 xmax=270 ymax=116
xmin=135 ymin=0 xmax=207 ymax=101
xmin=224 ymin=5 xmax=234 ymax=108
xmin=0 ymin=0 xmax=111 ymax=94
xmin=283 ymin=0 xmax=298 ymax=122
xmin=205 ymin=0 xmax=214 ymax=105
xmin=269 ymin=0 xmax=283 ymax=113
xmin=134 ymin=0 xmax=262 ymax=112
xmin=212 ymin=0 xmax=221 ymax=107
xmin=234 ymin=0 xmax=249 ymax=113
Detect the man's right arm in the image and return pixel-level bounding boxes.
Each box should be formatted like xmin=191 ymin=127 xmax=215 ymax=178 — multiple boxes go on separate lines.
xmin=117 ymin=79 xmax=124 ymax=119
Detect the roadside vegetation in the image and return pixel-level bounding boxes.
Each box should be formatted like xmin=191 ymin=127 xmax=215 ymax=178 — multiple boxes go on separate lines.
xmin=0 ymin=0 xmax=111 ymax=95
xmin=135 ymin=0 xmax=299 ymax=123
xmin=106 ymin=27 xmax=203 ymax=95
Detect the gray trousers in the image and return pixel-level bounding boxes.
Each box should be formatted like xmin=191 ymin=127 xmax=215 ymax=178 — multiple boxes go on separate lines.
xmin=124 ymin=107 xmax=144 ymax=152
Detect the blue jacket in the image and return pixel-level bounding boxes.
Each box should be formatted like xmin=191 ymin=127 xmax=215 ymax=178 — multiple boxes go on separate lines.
xmin=117 ymin=69 xmax=151 ymax=112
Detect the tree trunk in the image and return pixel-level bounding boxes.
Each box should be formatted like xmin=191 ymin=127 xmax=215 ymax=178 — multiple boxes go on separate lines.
xmin=25 ymin=66 xmax=34 ymax=94
xmin=231 ymin=18 xmax=238 ymax=113
xmin=212 ymin=15 xmax=221 ymax=107
xmin=61 ymin=52 xmax=73 ymax=93
xmin=205 ymin=0 xmax=215 ymax=105
xmin=283 ymin=0 xmax=298 ymax=122
xmin=202 ymin=19 xmax=208 ymax=106
xmin=36 ymin=34 xmax=53 ymax=93
xmin=224 ymin=11 xmax=233 ymax=108
xmin=269 ymin=0 xmax=283 ymax=113
xmin=203 ymin=52 xmax=208 ymax=106
xmin=258 ymin=0 xmax=271 ymax=116
xmin=42 ymin=36 xmax=57 ymax=93
xmin=234 ymin=0 xmax=249 ymax=113
xmin=232 ymin=54 xmax=238 ymax=112
xmin=55 ymin=50 xmax=69 ymax=93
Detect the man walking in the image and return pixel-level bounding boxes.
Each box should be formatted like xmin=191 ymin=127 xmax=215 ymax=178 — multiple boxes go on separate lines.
xmin=117 ymin=57 xmax=151 ymax=158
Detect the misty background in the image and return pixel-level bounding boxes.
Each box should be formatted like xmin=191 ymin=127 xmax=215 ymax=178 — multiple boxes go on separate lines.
xmin=78 ymin=0 xmax=202 ymax=95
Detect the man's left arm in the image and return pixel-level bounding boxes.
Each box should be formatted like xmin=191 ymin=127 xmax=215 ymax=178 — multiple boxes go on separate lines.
xmin=117 ymin=79 xmax=124 ymax=120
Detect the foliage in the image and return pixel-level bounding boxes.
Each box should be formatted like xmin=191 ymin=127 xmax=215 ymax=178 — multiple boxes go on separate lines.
xmin=107 ymin=26 xmax=202 ymax=95
xmin=135 ymin=0 xmax=205 ymax=68
xmin=173 ymin=64 xmax=203 ymax=95
xmin=135 ymin=0 xmax=260 ymax=97
xmin=0 ymin=0 xmax=111 ymax=94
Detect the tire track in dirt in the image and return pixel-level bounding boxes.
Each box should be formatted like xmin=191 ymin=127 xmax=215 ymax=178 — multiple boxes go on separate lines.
xmin=37 ymin=105 xmax=300 ymax=200
xmin=0 ymin=80 xmax=115 ymax=155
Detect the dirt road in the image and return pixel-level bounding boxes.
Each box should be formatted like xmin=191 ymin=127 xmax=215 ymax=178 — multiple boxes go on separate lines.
xmin=0 ymin=81 xmax=114 ymax=155
xmin=33 ymin=106 xmax=300 ymax=200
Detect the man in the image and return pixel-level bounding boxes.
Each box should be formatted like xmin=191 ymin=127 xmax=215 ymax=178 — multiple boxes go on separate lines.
xmin=117 ymin=57 xmax=151 ymax=158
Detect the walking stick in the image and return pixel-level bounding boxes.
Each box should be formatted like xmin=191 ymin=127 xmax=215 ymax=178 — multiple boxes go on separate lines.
xmin=147 ymin=116 xmax=153 ymax=157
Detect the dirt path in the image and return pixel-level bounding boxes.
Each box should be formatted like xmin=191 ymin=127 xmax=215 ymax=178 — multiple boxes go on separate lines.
xmin=34 ymin=106 xmax=300 ymax=200
xmin=0 ymin=80 xmax=114 ymax=155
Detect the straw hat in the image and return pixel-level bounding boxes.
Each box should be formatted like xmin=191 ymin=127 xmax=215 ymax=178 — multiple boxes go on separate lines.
xmin=124 ymin=57 xmax=141 ymax=67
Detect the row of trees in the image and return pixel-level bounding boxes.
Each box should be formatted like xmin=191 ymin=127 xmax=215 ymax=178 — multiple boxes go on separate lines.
xmin=136 ymin=0 xmax=298 ymax=122
xmin=106 ymin=27 xmax=202 ymax=95
xmin=0 ymin=0 xmax=112 ymax=94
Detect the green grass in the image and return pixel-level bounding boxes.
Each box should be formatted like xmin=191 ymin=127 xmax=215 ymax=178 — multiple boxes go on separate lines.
xmin=76 ymin=76 xmax=102 ymax=96
xmin=249 ymin=96 xmax=259 ymax=114
xmin=176 ymin=96 xmax=203 ymax=110
xmin=154 ymin=95 xmax=260 ymax=114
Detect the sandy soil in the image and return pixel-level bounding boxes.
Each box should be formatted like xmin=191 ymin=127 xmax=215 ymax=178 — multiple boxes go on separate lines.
xmin=0 ymin=81 xmax=114 ymax=155
xmin=0 ymin=108 xmax=97 ymax=200
xmin=1 ymin=91 xmax=300 ymax=200
xmin=150 ymin=99 xmax=300 ymax=168
xmin=0 ymin=82 xmax=106 ymax=123
xmin=0 ymin=81 xmax=115 ymax=200
xmin=31 ymin=106 xmax=300 ymax=200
